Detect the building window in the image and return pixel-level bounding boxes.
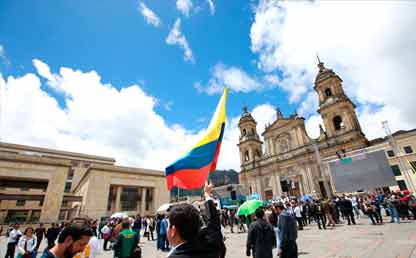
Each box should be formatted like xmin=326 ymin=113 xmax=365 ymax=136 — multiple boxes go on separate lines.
xmin=244 ymin=151 xmax=250 ymax=161
xmin=121 ymin=187 xmax=139 ymax=211
xmin=30 ymin=210 xmax=41 ymax=223
xmin=325 ymin=88 xmax=332 ymax=97
xmin=387 ymin=150 xmax=395 ymax=157
xmin=64 ymin=182 xmax=72 ymax=193
xmin=107 ymin=186 xmax=116 ymax=211
xmin=39 ymin=198 xmax=44 ymax=207
xmin=59 ymin=210 xmax=67 ymax=220
xmin=242 ymin=129 xmax=247 ymax=136
xmin=67 ymin=169 xmax=74 ymax=180
xmin=16 ymin=200 xmax=26 ymax=206
xmin=251 ymin=128 xmax=255 ymax=135
xmin=404 ymin=146 xmax=413 ymax=154
xmin=62 ymin=200 xmax=68 ymax=207
xmin=411 ymin=161 xmax=416 ymax=173
xmin=397 ymin=180 xmax=407 ymax=191
xmin=145 ymin=188 xmax=154 ymax=211
xmin=391 ymin=165 xmax=401 ymax=176
xmin=333 ymin=116 xmax=344 ymax=131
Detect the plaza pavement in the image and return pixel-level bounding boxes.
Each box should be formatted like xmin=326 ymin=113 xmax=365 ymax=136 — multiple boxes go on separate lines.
xmin=1 ymin=217 xmax=415 ymax=258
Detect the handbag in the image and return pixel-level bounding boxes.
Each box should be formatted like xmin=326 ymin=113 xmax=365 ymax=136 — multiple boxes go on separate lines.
xmin=22 ymin=239 xmax=32 ymax=258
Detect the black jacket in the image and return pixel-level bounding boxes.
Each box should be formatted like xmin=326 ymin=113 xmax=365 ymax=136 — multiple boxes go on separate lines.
xmin=246 ymin=218 xmax=276 ymax=258
xmin=340 ymin=199 xmax=353 ymax=212
xmin=168 ymin=199 xmax=225 ymax=258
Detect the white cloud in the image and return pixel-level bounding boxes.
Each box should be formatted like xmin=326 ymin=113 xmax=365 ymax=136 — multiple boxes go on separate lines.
xmin=138 ymin=2 xmax=162 ymax=27
xmin=176 ymin=0 xmax=193 ymax=17
xmin=195 ymin=63 xmax=263 ymax=95
xmin=33 ymin=59 xmax=55 ymax=81
xmin=0 ymin=60 xmax=206 ymax=170
xmin=0 ymin=45 xmax=10 ymax=65
xmin=297 ymin=91 xmax=317 ymax=118
xmin=250 ymin=1 xmax=416 ymax=139
xmin=216 ymin=104 xmax=276 ymax=170
xmin=1 ymin=60 xmax=269 ymax=171
xmin=0 ymin=45 xmax=5 ymax=58
xmin=166 ymin=18 xmax=195 ymax=63
xmin=207 ymin=0 xmax=215 ymax=15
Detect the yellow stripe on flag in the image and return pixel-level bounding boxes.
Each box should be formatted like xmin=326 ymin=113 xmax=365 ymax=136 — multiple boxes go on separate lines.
xmin=186 ymin=87 xmax=228 ymax=153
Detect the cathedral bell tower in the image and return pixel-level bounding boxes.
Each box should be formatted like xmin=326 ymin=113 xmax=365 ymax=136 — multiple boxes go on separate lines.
xmin=314 ymin=60 xmax=365 ymax=139
xmin=237 ymin=106 xmax=263 ymax=166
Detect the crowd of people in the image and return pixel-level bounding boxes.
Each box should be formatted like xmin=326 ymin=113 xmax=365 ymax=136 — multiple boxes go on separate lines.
xmin=1 ymin=188 xmax=415 ymax=258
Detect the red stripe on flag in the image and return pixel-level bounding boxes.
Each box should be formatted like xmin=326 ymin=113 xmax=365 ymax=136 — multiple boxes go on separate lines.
xmin=166 ymin=162 xmax=212 ymax=190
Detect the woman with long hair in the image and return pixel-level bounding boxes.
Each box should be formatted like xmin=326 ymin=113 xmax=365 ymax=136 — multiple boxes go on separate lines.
xmin=17 ymin=227 xmax=37 ymax=258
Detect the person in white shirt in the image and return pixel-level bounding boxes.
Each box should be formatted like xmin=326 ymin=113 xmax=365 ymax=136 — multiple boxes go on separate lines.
xmin=5 ymin=223 xmax=22 ymax=258
xmin=87 ymin=236 xmax=101 ymax=258
xmin=17 ymin=227 xmax=37 ymax=258
xmin=100 ymin=223 xmax=111 ymax=251
xmin=292 ymin=201 xmax=304 ymax=230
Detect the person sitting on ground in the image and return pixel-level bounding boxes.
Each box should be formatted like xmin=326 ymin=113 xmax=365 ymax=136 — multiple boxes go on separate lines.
xmin=40 ymin=223 xmax=94 ymax=258
xmin=166 ymin=184 xmax=225 ymax=258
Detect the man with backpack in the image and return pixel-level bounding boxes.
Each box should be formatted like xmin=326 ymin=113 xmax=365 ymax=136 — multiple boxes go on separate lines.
xmin=246 ymin=208 xmax=276 ymax=258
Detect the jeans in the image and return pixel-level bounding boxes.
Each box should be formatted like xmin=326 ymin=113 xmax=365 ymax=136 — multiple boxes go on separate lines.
xmin=280 ymin=241 xmax=298 ymax=258
xmin=315 ymin=214 xmax=326 ymax=229
xmin=157 ymin=234 xmax=167 ymax=250
xmin=295 ymin=217 xmax=303 ymax=230
xmin=4 ymin=243 xmax=16 ymax=258
xmin=389 ymin=207 xmax=400 ymax=223
xmin=344 ymin=211 xmax=356 ymax=225
xmin=103 ymin=238 xmax=110 ymax=250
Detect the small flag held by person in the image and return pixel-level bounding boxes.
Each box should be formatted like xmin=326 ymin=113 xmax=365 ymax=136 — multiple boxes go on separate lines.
xmin=165 ymin=88 xmax=228 ymax=190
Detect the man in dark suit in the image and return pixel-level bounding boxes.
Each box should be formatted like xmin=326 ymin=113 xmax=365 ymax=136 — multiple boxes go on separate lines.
xmin=340 ymin=196 xmax=356 ymax=225
xmin=166 ymin=184 xmax=225 ymax=258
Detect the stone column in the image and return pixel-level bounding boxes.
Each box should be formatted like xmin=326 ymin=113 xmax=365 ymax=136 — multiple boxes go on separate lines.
xmin=141 ymin=187 xmax=147 ymax=214
xmin=40 ymin=167 xmax=66 ymax=223
xmin=26 ymin=210 xmax=33 ymax=223
xmin=273 ymin=172 xmax=283 ymax=197
xmin=136 ymin=187 xmax=142 ymax=214
xmin=115 ymin=186 xmax=122 ymax=212
xmin=306 ymin=165 xmax=316 ymax=193
xmin=300 ymin=167 xmax=310 ymax=194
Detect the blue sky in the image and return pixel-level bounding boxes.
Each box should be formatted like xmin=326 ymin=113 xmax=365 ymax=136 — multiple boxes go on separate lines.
xmin=0 ymin=0 xmax=292 ymax=128
xmin=1 ymin=1 xmax=415 ymax=171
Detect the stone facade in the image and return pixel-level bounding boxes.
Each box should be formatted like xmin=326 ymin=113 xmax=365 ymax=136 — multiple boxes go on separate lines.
xmin=0 ymin=142 xmax=169 ymax=223
xmin=238 ymin=61 xmax=369 ymax=199
xmin=368 ymin=129 xmax=416 ymax=192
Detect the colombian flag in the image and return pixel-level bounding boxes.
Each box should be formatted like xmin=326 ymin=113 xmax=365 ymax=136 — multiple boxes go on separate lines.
xmin=165 ymin=88 xmax=228 ymax=190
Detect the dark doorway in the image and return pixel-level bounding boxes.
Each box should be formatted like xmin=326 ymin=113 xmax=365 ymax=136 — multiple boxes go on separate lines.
xmin=319 ymin=181 xmax=328 ymax=199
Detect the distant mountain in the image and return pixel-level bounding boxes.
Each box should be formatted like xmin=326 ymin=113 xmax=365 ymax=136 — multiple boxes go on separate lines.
xmin=210 ymin=169 xmax=239 ymax=186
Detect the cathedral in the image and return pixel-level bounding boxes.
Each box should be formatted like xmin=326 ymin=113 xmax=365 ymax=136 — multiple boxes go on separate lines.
xmin=238 ymin=61 xmax=369 ymax=199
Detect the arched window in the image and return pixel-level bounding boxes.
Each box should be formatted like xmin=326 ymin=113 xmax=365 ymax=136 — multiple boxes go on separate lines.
xmin=244 ymin=151 xmax=250 ymax=161
xmin=242 ymin=128 xmax=247 ymax=136
xmin=333 ymin=116 xmax=344 ymax=131
xmin=325 ymin=88 xmax=332 ymax=97
xmin=251 ymin=128 xmax=255 ymax=135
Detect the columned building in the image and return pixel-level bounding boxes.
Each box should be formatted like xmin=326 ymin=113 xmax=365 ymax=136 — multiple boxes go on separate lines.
xmin=239 ymin=61 xmax=369 ymax=199
xmin=0 ymin=142 xmax=169 ymax=223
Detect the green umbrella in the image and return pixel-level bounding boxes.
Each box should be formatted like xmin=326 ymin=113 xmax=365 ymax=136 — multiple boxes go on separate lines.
xmin=237 ymin=200 xmax=263 ymax=216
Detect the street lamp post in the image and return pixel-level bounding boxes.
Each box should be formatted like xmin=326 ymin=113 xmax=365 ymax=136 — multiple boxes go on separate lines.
xmin=382 ymin=121 xmax=416 ymax=192
xmin=312 ymin=140 xmax=332 ymax=198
